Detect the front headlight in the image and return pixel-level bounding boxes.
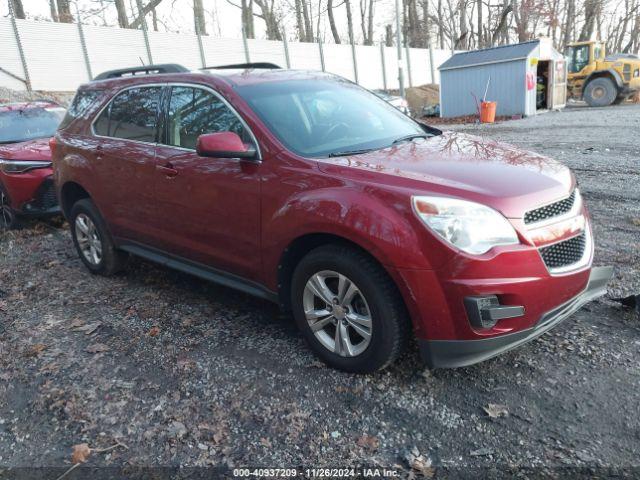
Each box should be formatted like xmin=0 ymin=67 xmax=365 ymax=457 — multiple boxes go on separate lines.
xmin=412 ymin=196 xmax=519 ymax=255
xmin=0 ymin=159 xmax=51 ymax=174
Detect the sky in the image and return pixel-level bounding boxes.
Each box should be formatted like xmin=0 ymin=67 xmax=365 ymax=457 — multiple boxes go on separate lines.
xmin=2 ymin=0 xmax=399 ymax=43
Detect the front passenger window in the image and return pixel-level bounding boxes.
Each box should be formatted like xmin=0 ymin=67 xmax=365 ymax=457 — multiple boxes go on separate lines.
xmin=166 ymin=86 xmax=249 ymax=150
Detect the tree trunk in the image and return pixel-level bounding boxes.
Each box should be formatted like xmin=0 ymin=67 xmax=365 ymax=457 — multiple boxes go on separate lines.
xmin=454 ymin=0 xmax=468 ymax=49
xmin=327 ymin=0 xmax=341 ymax=43
xmin=302 ymin=0 xmax=313 ymax=41
xmin=562 ymin=0 xmax=575 ymax=47
xmin=490 ymin=1 xmax=512 ymax=46
xmin=49 ymin=0 xmax=59 ymax=22
xmin=9 ymin=0 xmax=25 ymax=19
xmin=193 ymin=0 xmax=207 ymax=35
xmin=56 ymin=0 xmax=74 ymax=22
xmin=385 ymin=24 xmax=393 ymax=46
xmin=253 ymin=0 xmax=282 ymax=40
xmin=437 ymin=0 xmax=445 ymax=49
xmin=578 ymin=0 xmax=600 ymax=41
xmin=295 ymin=0 xmax=305 ymax=40
xmin=114 ymin=0 xmax=129 ymax=27
xmin=151 ymin=6 xmax=158 ymax=30
xmin=476 ymin=0 xmax=482 ymax=48
xmin=130 ymin=0 xmax=165 ymax=29
xmin=345 ymin=0 xmax=355 ymax=44
xmin=241 ymin=0 xmax=255 ymax=39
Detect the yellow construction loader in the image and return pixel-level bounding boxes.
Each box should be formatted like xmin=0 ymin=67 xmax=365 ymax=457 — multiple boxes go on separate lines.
xmin=565 ymin=40 xmax=640 ymax=106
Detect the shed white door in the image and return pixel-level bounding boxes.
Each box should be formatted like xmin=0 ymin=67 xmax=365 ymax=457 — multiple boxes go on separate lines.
xmin=550 ymin=59 xmax=567 ymax=109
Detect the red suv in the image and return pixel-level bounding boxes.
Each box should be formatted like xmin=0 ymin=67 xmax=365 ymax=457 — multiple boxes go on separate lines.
xmin=0 ymin=101 xmax=66 ymax=229
xmin=52 ymin=64 xmax=612 ymax=373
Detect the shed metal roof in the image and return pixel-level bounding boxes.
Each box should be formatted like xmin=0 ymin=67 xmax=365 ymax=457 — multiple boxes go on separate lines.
xmin=439 ymin=40 xmax=539 ymax=71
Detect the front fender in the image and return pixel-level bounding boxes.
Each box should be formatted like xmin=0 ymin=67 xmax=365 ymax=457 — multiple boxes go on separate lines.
xmin=585 ymin=69 xmax=624 ymax=89
xmin=262 ymin=185 xmax=453 ymax=287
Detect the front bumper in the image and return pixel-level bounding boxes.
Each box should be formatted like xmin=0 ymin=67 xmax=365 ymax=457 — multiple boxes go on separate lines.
xmin=419 ymin=265 xmax=613 ymax=368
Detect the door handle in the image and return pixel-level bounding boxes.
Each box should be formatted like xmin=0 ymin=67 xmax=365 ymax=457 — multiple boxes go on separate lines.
xmin=158 ymin=163 xmax=178 ymax=178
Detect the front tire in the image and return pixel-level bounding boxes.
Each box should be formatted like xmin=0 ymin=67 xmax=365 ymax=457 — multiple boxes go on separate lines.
xmin=0 ymin=185 xmax=19 ymax=231
xmin=583 ymin=77 xmax=618 ymax=107
xmin=70 ymin=198 xmax=127 ymax=275
xmin=291 ymin=245 xmax=410 ymax=373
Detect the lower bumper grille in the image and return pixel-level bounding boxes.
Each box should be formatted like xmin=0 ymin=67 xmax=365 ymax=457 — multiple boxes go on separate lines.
xmin=540 ymin=232 xmax=587 ymax=270
xmin=28 ymin=177 xmax=59 ymax=212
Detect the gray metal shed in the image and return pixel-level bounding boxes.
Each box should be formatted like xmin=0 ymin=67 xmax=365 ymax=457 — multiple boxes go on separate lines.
xmin=438 ymin=39 xmax=566 ymax=118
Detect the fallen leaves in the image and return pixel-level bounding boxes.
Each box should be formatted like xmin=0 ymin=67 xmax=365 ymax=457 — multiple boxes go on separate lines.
xmin=356 ymin=434 xmax=379 ymax=451
xmin=148 ymin=326 xmax=160 ymax=337
xmin=85 ymin=343 xmax=109 ymax=354
xmin=24 ymin=343 xmax=47 ymax=357
xmin=483 ymin=403 xmax=509 ymax=418
xmin=405 ymin=447 xmax=435 ymax=478
xmin=71 ymin=443 xmax=91 ymax=464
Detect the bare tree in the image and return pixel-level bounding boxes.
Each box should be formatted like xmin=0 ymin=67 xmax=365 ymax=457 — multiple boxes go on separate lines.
xmin=345 ymin=0 xmax=355 ymax=43
xmin=49 ymin=0 xmax=59 ymax=21
xmin=114 ymin=0 xmax=129 ymax=28
xmin=579 ymin=0 xmax=602 ymax=40
xmin=253 ymin=0 xmax=283 ymax=40
xmin=327 ymin=0 xmax=341 ymax=43
xmin=8 ymin=0 xmax=25 ymax=19
xmin=359 ymin=0 xmax=375 ymax=45
xmin=56 ymin=0 xmax=74 ymax=22
xmin=130 ymin=0 xmax=165 ymax=29
xmin=194 ymin=0 xmax=207 ymax=35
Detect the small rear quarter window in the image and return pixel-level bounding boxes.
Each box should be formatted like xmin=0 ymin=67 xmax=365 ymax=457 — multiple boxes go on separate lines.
xmin=58 ymin=89 xmax=103 ymax=130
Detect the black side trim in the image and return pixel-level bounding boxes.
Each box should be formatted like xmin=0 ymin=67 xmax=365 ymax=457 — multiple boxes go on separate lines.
xmin=118 ymin=241 xmax=278 ymax=303
xmin=420 ymin=266 xmax=614 ymax=368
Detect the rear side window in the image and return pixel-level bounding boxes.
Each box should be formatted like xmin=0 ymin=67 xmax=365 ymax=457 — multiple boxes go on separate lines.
xmin=93 ymin=86 xmax=161 ymax=143
xmin=59 ymin=89 xmax=103 ymax=130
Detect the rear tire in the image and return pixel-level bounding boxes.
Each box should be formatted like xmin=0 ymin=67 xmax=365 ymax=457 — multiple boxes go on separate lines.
xmin=70 ymin=198 xmax=127 ymax=275
xmin=583 ymin=77 xmax=618 ymax=107
xmin=291 ymin=244 xmax=410 ymax=373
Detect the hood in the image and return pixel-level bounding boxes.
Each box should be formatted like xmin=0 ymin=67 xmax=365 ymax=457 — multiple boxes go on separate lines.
xmin=0 ymin=137 xmax=52 ymax=161
xmin=317 ymin=131 xmax=574 ymax=218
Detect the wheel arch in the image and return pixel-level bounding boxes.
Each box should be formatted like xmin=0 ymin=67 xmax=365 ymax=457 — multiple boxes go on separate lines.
xmin=59 ymin=181 xmax=91 ymax=219
xmin=584 ymin=69 xmax=623 ymax=93
xmin=277 ymin=233 xmax=405 ymax=313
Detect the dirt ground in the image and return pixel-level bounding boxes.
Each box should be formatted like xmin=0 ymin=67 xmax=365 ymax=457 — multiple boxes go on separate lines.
xmin=0 ymin=104 xmax=639 ymax=479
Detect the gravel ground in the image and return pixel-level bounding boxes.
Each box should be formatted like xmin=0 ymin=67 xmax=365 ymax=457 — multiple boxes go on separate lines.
xmin=1 ymin=104 xmax=639 ymax=479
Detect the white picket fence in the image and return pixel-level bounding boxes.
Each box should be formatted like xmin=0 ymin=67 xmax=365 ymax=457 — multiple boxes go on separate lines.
xmin=0 ymin=18 xmax=452 ymax=93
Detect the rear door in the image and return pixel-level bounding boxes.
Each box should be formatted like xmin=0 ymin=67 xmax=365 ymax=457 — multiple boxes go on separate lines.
xmin=90 ymin=85 xmax=163 ymax=244
xmin=152 ymin=84 xmax=262 ymax=281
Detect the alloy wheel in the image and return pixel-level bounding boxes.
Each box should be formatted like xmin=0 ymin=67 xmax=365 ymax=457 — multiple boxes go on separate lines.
xmin=303 ymin=270 xmax=373 ymax=357
xmin=75 ymin=213 xmax=103 ymax=266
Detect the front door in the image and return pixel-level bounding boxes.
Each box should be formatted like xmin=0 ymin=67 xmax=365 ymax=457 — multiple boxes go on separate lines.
xmin=90 ymin=85 xmax=162 ymax=245
xmin=153 ymin=85 xmax=262 ymax=281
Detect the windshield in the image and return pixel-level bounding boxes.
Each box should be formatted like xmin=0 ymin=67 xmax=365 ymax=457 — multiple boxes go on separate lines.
xmin=0 ymin=107 xmax=66 ymax=144
xmin=237 ymin=79 xmax=425 ymax=157
xmin=564 ymin=45 xmax=590 ymax=74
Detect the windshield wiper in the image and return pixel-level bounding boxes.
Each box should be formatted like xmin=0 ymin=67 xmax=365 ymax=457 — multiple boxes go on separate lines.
xmin=328 ymin=148 xmax=378 ymax=158
xmin=391 ymin=133 xmax=428 ymax=145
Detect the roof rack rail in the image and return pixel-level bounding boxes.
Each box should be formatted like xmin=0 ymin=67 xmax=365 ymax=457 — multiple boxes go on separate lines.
xmin=93 ymin=64 xmax=189 ymax=81
xmin=202 ymin=62 xmax=282 ymax=71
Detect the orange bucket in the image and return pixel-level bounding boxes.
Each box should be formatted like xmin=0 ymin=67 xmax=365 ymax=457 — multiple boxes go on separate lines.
xmin=480 ymin=101 xmax=497 ymax=123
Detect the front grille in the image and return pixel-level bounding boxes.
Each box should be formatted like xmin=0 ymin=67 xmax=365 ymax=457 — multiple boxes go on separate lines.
xmin=524 ymin=191 xmax=575 ymax=224
xmin=540 ymin=232 xmax=586 ymax=269
xmin=31 ymin=177 xmax=58 ymax=210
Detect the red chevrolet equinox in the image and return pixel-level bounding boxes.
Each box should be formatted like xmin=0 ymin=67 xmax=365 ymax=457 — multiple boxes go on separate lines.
xmin=52 ymin=64 xmax=612 ymax=373
xmin=0 ymin=101 xmax=66 ymax=229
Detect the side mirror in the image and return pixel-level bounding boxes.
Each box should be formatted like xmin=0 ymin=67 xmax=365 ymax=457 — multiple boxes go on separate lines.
xmin=196 ymin=132 xmax=257 ymax=159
